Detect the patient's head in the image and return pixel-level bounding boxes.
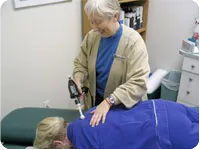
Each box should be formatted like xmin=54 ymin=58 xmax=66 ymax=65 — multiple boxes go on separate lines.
xmin=33 ymin=117 xmax=72 ymax=149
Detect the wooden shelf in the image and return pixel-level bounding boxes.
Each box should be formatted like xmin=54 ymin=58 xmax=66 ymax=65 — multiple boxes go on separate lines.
xmin=137 ymin=28 xmax=146 ymax=33
xmin=119 ymin=0 xmax=140 ymax=4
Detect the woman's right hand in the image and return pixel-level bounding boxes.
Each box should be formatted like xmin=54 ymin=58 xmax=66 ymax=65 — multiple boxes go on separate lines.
xmin=74 ymin=78 xmax=82 ymax=94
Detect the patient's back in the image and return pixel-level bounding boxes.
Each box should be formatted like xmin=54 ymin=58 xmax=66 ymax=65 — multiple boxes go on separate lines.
xmin=67 ymin=99 xmax=199 ymax=149
xmin=164 ymin=100 xmax=199 ymax=148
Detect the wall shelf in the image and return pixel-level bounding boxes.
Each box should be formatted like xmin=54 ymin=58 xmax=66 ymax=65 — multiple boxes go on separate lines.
xmin=137 ymin=28 xmax=146 ymax=34
xmin=119 ymin=0 xmax=140 ymax=4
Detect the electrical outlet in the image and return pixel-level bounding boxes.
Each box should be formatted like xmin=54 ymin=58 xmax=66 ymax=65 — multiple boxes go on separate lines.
xmin=43 ymin=100 xmax=50 ymax=108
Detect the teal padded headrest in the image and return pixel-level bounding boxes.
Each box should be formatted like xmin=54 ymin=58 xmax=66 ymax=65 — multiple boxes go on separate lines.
xmin=1 ymin=107 xmax=80 ymax=146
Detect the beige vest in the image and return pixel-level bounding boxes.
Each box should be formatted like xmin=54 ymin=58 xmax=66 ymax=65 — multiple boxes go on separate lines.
xmin=73 ymin=25 xmax=150 ymax=109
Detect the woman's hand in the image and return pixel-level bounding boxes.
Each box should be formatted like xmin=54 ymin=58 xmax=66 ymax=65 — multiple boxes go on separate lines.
xmin=74 ymin=78 xmax=82 ymax=94
xmin=90 ymin=99 xmax=111 ymax=127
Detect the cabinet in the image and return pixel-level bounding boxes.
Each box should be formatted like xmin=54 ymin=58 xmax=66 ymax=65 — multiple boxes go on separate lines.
xmin=81 ymin=0 xmax=149 ymax=41
xmin=177 ymin=51 xmax=199 ymax=107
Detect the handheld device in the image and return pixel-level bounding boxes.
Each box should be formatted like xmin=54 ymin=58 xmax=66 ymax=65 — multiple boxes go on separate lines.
xmin=68 ymin=76 xmax=85 ymax=119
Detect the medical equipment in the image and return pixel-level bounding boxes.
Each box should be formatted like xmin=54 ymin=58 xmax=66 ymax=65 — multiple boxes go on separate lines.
xmin=68 ymin=76 xmax=85 ymax=119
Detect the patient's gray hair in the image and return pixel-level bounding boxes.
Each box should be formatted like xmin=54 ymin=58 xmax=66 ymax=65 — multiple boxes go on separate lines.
xmin=33 ymin=117 xmax=66 ymax=149
xmin=84 ymin=0 xmax=120 ymax=19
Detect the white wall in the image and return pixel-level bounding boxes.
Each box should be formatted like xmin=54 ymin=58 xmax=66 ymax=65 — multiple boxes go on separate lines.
xmin=1 ymin=0 xmax=82 ymax=118
xmin=146 ymin=0 xmax=199 ymax=72
xmin=1 ymin=0 xmax=199 ymax=119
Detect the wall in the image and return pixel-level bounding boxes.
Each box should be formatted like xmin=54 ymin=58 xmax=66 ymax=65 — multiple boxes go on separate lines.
xmin=1 ymin=0 xmax=82 ymax=118
xmin=1 ymin=0 xmax=199 ymax=119
xmin=146 ymin=0 xmax=199 ymax=72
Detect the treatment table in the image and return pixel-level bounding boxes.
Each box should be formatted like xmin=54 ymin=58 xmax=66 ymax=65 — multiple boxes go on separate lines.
xmin=1 ymin=101 xmax=198 ymax=149
xmin=1 ymin=107 xmax=80 ymax=149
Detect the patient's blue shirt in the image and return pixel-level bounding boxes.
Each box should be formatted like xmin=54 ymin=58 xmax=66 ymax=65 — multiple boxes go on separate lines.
xmin=67 ymin=100 xmax=199 ymax=149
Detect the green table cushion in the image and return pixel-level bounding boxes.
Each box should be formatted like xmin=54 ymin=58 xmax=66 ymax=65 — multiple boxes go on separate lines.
xmin=2 ymin=143 xmax=27 ymax=149
xmin=1 ymin=107 xmax=80 ymax=146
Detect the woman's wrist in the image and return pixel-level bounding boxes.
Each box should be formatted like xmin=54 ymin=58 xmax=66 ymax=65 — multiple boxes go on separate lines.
xmin=104 ymin=98 xmax=112 ymax=107
xmin=74 ymin=73 xmax=84 ymax=84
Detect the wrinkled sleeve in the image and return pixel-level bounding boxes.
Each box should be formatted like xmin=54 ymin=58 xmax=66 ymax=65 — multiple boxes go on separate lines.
xmin=73 ymin=34 xmax=90 ymax=83
xmin=112 ymin=36 xmax=150 ymax=108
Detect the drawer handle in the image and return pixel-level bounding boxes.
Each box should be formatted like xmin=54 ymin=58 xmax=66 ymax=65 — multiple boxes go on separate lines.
xmin=189 ymin=78 xmax=193 ymax=82
xmin=191 ymin=65 xmax=195 ymax=69
xmin=186 ymin=91 xmax=190 ymax=95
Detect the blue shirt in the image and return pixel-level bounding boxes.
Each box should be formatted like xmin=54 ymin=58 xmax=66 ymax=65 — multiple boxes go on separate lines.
xmin=67 ymin=99 xmax=199 ymax=149
xmin=96 ymin=24 xmax=122 ymax=96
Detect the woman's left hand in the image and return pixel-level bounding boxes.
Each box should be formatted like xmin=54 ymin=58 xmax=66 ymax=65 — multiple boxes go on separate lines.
xmin=90 ymin=99 xmax=111 ymax=127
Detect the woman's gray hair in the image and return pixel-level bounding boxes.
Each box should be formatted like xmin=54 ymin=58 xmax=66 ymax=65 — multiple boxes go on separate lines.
xmin=84 ymin=0 xmax=120 ymax=19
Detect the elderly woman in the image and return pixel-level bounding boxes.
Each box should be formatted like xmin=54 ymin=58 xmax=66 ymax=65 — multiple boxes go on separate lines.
xmin=33 ymin=100 xmax=199 ymax=149
xmin=73 ymin=0 xmax=150 ymax=127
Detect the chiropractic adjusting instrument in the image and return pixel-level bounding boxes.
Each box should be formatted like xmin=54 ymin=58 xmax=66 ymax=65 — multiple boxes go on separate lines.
xmin=68 ymin=76 xmax=85 ymax=119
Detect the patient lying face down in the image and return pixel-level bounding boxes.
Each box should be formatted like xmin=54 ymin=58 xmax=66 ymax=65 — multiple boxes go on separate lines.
xmin=33 ymin=100 xmax=199 ymax=149
xmin=33 ymin=117 xmax=72 ymax=149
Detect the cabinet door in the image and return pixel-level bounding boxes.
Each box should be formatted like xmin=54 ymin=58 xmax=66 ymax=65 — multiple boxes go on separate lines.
xmin=177 ymin=71 xmax=199 ymax=106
